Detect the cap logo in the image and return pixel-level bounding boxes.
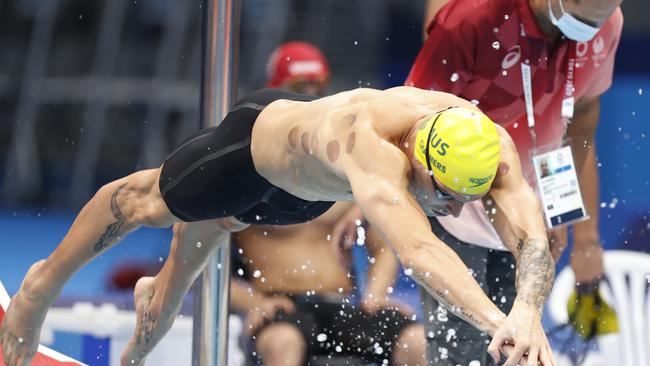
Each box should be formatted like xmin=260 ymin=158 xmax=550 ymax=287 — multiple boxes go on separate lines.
xmin=468 ymin=175 xmax=494 ymax=188
xmin=288 ymin=61 xmax=323 ymax=76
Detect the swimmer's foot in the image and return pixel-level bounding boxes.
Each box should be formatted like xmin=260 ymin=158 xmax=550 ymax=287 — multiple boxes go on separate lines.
xmin=0 ymin=260 xmax=55 ymax=366
xmin=121 ymin=276 xmax=177 ymax=366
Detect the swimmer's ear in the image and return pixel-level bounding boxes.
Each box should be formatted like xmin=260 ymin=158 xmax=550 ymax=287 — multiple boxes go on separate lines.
xmin=496 ymin=162 xmax=510 ymax=178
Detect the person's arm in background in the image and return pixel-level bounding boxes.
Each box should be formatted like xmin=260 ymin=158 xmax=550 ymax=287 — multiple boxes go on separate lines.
xmin=230 ymin=278 xmax=295 ymax=336
xmin=229 ymin=240 xmax=295 ymax=336
xmin=563 ymin=96 xmax=619 ymax=340
xmin=423 ymin=0 xmax=451 ymax=39
xmin=484 ymin=126 xmax=556 ymax=366
xmin=567 ymin=96 xmax=604 ymax=282
xmin=360 ymin=226 xmax=414 ymax=315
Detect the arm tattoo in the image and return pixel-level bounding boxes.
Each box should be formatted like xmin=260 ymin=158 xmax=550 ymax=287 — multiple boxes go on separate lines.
xmin=94 ymin=184 xmax=128 ymax=252
xmin=514 ymin=238 xmax=555 ymax=312
xmin=415 ymin=274 xmax=485 ymax=329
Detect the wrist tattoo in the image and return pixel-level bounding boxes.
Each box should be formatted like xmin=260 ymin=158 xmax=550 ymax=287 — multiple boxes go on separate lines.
xmin=416 ymin=274 xmax=484 ymax=329
xmin=94 ymin=184 xmax=128 ymax=252
xmin=515 ymin=238 xmax=555 ymax=311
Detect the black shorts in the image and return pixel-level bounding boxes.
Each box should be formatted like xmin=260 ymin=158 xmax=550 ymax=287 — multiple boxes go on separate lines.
xmin=159 ymin=89 xmax=335 ymax=225
xmin=252 ymin=295 xmax=416 ymax=365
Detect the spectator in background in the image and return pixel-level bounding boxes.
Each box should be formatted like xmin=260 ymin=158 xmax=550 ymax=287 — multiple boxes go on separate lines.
xmin=230 ymin=203 xmax=426 ymax=366
xmin=266 ymin=41 xmax=330 ymax=97
xmin=406 ymin=0 xmax=622 ymax=364
xmin=229 ymin=41 xmax=426 ymax=366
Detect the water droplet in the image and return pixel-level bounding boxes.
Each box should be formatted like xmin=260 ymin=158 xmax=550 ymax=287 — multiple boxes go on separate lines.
xmin=500 ymin=296 xmax=507 ymax=303
xmin=327 ymin=234 xmax=331 ymax=241
xmin=386 ymin=286 xmax=394 ymax=294
xmin=255 ymin=215 xmax=261 ymax=221
xmin=263 ymin=231 xmax=268 ymax=236
xmin=492 ymin=41 xmax=500 ymax=50
xmin=493 ymin=27 xmax=499 ymax=33
xmin=470 ymin=99 xmax=480 ymax=105
xmin=502 ymin=70 xmax=508 ymax=76
xmin=354 ymin=40 xmax=358 ymax=45
xmin=442 ymin=59 xmax=448 ymax=65
xmin=17 ymin=337 xmax=24 ymax=344
xmin=504 ymin=14 xmax=509 ymax=19
xmin=404 ymin=268 xmax=414 ymax=276
xmin=335 ymin=345 xmax=342 ymax=352
xmin=158 ymin=256 xmax=163 ymax=263
xmin=513 ymin=122 xmax=519 ymax=128
xmin=253 ymin=270 xmax=262 ymax=278
xmin=393 ymin=196 xmax=399 ymax=204
xmin=196 ymin=241 xmax=202 ymax=248
xmin=237 ymin=268 xmax=244 ymax=276
xmin=450 ymin=73 xmax=459 ymax=82
xmin=639 ymin=88 xmax=644 ymax=96
xmin=317 ymin=333 xmax=328 ymax=342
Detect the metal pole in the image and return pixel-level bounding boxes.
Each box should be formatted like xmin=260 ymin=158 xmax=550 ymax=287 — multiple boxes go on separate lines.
xmin=193 ymin=0 xmax=240 ymax=365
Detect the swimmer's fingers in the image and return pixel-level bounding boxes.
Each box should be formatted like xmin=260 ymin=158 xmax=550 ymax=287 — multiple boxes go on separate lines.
xmin=503 ymin=340 xmax=531 ymax=366
xmin=487 ymin=331 xmax=507 ymax=363
xmin=539 ymin=338 xmax=556 ymax=366
xmin=527 ymin=345 xmax=539 ymax=366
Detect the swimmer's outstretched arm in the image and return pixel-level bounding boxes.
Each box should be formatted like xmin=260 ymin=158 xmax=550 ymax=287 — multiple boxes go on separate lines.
xmin=345 ymin=152 xmax=506 ymax=335
xmin=0 ymin=167 xmax=178 ymax=366
xmin=484 ymin=127 xmax=557 ymax=366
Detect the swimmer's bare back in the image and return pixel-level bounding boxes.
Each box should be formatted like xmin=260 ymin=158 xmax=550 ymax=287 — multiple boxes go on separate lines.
xmin=250 ymin=86 xmax=477 ymax=202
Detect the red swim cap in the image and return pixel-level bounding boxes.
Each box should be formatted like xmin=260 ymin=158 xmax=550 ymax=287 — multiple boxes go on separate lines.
xmin=267 ymin=41 xmax=330 ymax=87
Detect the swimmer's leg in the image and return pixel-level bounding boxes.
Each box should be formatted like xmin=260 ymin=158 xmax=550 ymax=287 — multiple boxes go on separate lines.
xmin=0 ymin=168 xmax=177 ymax=366
xmin=121 ymin=218 xmax=249 ymax=366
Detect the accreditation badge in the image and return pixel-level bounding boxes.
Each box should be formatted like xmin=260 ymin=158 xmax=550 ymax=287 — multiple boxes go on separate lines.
xmin=531 ymin=141 xmax=587 ymax=228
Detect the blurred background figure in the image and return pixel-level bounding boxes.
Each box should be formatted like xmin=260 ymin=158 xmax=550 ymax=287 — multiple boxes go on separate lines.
xmin=230 ymin=203 xmax=426 ymax=366
xmin=266 ymin=41 xmax=330 ymax=96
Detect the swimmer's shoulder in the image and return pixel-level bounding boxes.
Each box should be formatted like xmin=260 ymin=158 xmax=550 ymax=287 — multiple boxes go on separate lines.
xmin=494 ymin=124 xmax=518 ymax=163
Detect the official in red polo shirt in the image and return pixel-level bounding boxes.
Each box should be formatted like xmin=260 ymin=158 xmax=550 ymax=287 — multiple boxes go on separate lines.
xmin=407 ymin=0 xmax=622 ymax=364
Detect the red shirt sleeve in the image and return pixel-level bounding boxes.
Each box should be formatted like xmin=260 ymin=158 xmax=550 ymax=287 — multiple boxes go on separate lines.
xmin=583 ymin=9 xmax=624 ymax=97
xmin=405 ymin=7 xmax=476 ymax=95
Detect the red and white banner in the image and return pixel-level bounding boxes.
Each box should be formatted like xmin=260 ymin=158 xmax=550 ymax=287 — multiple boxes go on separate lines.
xmin=0 ymin=281 xmax=86 ymax=366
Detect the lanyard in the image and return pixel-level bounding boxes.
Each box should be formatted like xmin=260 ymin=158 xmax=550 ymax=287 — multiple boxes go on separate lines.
xmin=519 ymin=23 xmax=576 ymax=148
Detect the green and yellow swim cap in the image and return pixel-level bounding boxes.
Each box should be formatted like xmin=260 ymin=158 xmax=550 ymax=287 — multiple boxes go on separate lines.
xmin=414 ymin=107 xmax=501 ymax=196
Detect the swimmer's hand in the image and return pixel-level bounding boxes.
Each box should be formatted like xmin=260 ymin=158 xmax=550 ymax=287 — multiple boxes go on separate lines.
xmin=488 ymin=299 xmax=556 ymax=366
xmin=567 ymin=280 xmax=618 ymax=340
xmin=244 ymin=296 xmax=295 ymax=336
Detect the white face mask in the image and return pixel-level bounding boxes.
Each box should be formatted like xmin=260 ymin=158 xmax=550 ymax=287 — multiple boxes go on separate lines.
xmin=548 ymin=0 xmax=601 ymax=42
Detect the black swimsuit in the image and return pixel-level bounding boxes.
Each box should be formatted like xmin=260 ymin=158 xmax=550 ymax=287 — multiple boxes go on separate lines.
xmin=159 ymin=89 xmax=335 ymax=225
